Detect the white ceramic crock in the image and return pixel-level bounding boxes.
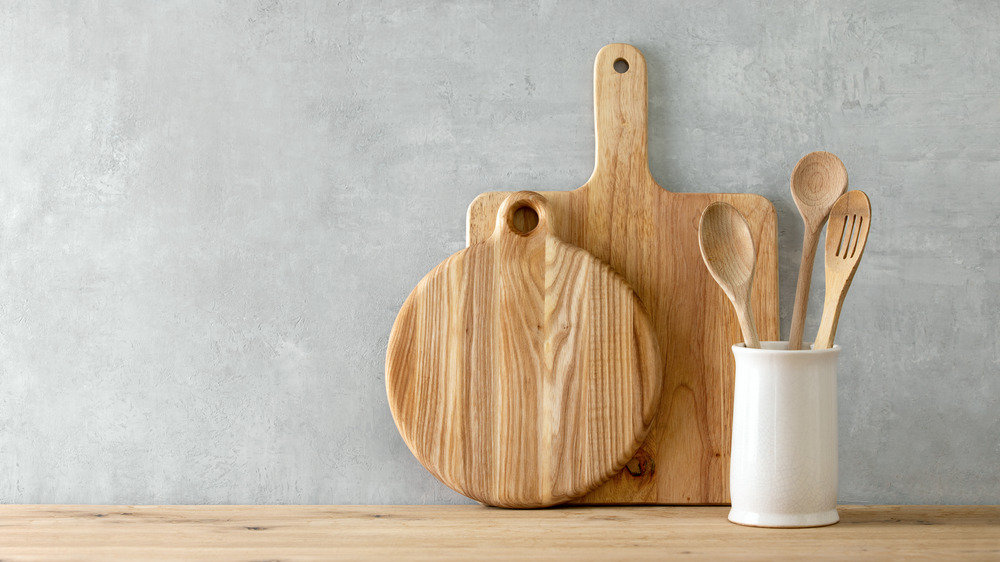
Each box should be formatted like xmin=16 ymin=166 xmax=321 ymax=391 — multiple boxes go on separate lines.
xmin=729 ymin=341 xmax=840 ymax=528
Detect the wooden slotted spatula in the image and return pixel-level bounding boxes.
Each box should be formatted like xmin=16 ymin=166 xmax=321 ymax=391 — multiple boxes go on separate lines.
xmin=814 ymin=190 xmax=871 ymax=349
xmin=386 ymin=191 xmax=661 ymax=508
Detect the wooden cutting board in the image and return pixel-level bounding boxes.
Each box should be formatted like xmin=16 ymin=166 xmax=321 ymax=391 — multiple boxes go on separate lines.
xmin=466 ymin=44 xmax=780 ymax=504
xmin=387 ymin=191 xmax=662 ymax=508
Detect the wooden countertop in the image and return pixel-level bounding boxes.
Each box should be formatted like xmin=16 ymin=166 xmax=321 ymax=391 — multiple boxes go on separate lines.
xmin=0 ymin=505 xmax=997 ymax=560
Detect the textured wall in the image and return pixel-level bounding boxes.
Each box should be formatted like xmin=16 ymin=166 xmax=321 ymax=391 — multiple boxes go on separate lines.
xmin=1 ymin=1 xmax=997 ymax=505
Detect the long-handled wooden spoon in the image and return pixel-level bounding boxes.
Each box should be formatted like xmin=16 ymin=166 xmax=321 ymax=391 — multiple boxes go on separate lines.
xmin=788 ymin=151 xmax=848 ymax=349
xmin=699 ymin=202 xmax=760 ymax=349
xmin=813 ymin=190 xmax=871 ymax=349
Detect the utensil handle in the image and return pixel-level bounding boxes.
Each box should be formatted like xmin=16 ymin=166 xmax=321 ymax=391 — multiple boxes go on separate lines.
xmin=735 ymin=301 xmax=761 ymax=349
xmin=813 ymin=289 xmax=842 ymax=349
xmin=788 ymin=230 xmax=820 ymax=350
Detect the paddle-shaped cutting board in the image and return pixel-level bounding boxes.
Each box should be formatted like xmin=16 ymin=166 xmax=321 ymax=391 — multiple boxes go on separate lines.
xmin=387 ymin=191 xmax=661 ymax=508
xmin=466 ymin=44 xmax=780 ymax=504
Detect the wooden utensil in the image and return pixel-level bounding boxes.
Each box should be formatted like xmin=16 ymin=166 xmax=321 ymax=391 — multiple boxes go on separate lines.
xmin=386 ymin=191 xmax=661 ymax=508
xmin=699 ymin=203 xmax=760 ymax=349
xmin=813 ymin=190 xmax=871 ymax=349
xmin=788 ymin=151 xmax=849 ymax=350
xmin=466 ymin=44 xmax=780 ymax=504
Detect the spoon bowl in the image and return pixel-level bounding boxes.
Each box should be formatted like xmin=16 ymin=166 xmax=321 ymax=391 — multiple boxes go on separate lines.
xmin=699 ymin=202 xmax=760 ymax=349
xmin=788 ymin=151 xmax=848 ymax=349
xmin=791 ymin=153 xmax=849 ymax=218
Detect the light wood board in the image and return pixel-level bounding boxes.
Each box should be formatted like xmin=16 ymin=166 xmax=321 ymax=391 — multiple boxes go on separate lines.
xmin=467 ymin=44 xmax=780 ymax=504
xmin=387 ymin=191 xmax=661 ymax=508
xmin=0 ymin=505 xmax=996 ymax=561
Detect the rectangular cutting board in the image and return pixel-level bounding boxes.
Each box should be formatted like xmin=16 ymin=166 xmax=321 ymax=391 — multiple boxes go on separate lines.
xmin=466 ymin=44 xmax=780 ymax=504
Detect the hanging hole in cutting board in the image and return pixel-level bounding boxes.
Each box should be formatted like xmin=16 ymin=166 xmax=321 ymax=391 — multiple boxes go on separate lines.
xmin=507 ymin=204 xmax=540 ymax=235
xmin=613 ymin=58 xmax=629 ymax=73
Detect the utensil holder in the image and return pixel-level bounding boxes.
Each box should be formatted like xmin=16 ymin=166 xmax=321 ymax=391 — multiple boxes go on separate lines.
xmin=729 ymin=341 xmax=840 ymax=528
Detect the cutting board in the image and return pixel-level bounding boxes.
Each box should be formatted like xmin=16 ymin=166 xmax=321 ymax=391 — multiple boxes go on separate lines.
xmin=387 ymin=191 xmax=662 ymax=508
xmin=466 ymin=44 xmax=780 ymax=504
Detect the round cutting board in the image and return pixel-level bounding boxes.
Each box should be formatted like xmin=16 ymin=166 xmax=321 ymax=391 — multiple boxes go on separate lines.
xmin=385 ymin=191 xmax=661 ymax=508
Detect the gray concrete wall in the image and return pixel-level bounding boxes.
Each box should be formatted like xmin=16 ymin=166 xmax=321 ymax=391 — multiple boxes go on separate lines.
xmin=1 ymin=1 xmax=997 ymax=505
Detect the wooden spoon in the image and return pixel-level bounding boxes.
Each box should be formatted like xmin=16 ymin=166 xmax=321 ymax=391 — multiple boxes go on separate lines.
xmin=698 ymin=202 xmax=760 ymax=349
xmin=788 ymin=151 xmax=848 ymax=349
xmin=813 ymin=190 xmax=871 ymax=349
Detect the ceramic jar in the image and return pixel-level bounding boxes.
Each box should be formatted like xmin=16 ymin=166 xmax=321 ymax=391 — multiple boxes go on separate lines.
xmin=729 ymin=342 xmax=841 ymax=528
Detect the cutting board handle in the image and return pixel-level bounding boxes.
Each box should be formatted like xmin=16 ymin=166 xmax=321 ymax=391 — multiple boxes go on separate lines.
xmin=493 ymin=191 xmax=551 ymax=239
xmin=588 ymin=43 xmax=655 ymax=192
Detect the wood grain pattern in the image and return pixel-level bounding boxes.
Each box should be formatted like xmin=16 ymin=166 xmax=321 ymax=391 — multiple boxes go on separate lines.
xmin=387 ymin=191 xmax=661 ymax=508
xmin=814 ymin=190 xmax=871 ymax=349
xmin=698 ymin=202 xmax=760 ymax=349
xmin=0 ymin=505 xmax=996 ymax=561
xmin=466 ymin=44 xmax=780 ymax=504
xmin=788 ymin=151 xmax=849 ymax=350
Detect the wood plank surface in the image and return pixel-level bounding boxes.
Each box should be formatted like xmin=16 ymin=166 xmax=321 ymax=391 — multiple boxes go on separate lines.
xmin=387 ymin=191 xmax=661 ymax=508
xmin=0 ymin=505 xmax=996 ymax=561
xmin=466 ymin=43 xmax=781 ymax=504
